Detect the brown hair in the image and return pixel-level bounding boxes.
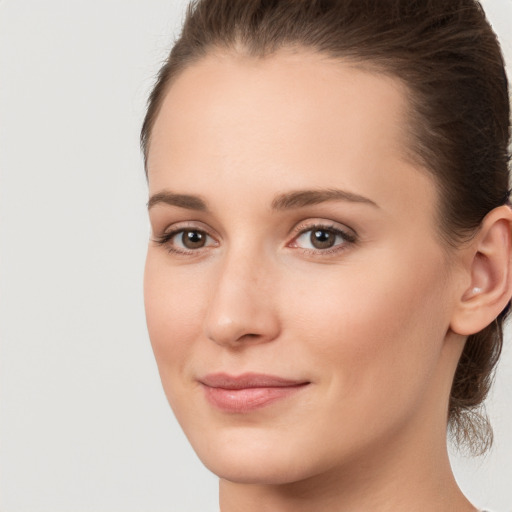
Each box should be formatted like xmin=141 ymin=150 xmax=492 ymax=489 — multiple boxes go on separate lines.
xmin=141 ymin=0 xmax=511 ymax=454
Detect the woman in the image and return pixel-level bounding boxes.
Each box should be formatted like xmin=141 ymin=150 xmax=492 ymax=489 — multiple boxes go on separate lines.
xmin=141 ymin=1 xmax=511 ymax=510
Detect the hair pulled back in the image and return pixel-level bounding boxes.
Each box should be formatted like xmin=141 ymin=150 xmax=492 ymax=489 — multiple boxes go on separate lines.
xmin=141 ymin=0 xmax=511 ymax=454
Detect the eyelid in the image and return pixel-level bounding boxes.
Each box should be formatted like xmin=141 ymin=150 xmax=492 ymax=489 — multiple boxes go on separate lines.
xmin=293 ymin=217 xmax=359 ymax=242
xmin=151 ymin=218 xmax=357 ymax=256
xmin=152 ymin=221 xmax=219 ymax=254
xmin=153 ymin=219 xmax=218 ymax=239
xmin=287 ymin=220 xmax=358 ymax=253
xmin=292 ymin=218 xmax=357 ymax=239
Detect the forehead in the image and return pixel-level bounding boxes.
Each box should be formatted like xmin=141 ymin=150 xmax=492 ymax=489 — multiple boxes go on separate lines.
xmin=148 ymin=49 xmax=412 ymax=172
xmin=147 ymin=49 xmax=436 ymax=223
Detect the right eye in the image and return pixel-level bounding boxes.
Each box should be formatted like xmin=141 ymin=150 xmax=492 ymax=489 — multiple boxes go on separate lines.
xmin=154 ymin=228 xmax=218 ymax=253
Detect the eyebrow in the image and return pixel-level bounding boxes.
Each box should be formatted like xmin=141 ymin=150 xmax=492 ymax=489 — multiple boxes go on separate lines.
xmin=147 ymin=188 xmax=379 ymax=211
xmin=271 ymin=188 xmax=379 ymax=210
xmin=147 ymin=191 xmax=208 ymax=211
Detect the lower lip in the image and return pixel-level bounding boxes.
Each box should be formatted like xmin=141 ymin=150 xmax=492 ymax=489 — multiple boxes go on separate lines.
xmin=202 ymin=384 xmax=308 ymax=413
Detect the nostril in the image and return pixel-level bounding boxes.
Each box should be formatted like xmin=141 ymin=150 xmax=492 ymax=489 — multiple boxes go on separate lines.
xmin=233 ymin=333 xmax=263 ymax=344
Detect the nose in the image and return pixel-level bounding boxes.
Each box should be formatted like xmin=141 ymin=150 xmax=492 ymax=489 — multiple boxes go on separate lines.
xmin=204 ymin=252 xmax=281 ymax=348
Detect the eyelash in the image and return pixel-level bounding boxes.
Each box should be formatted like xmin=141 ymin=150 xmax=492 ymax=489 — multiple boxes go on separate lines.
xmin=152 ymin=222 xmax=357 ymax=256
xmin=152 ymin=226 xmax=216 ymax=255
xmin=290 ymin=223 xmax=357 ymax=255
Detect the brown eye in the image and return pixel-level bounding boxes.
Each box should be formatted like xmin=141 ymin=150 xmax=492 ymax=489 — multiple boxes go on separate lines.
xmin=291 ymin=224 xmax=356 ymax=253
xmin=310 ymin=229 xmax=337 ymax=249
xmin=181 ymin=230 xmax=207 ymax=249
xmin=154 ymin=227 xmax=217 ymax=254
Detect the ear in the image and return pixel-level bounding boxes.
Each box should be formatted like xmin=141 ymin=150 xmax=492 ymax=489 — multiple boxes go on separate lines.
xmin=450 ymin=205 xmax=512 ymax=336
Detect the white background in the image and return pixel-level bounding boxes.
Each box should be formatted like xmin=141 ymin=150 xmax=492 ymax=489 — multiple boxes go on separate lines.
xmin=0 ymin=1 xmax=511 ymax=511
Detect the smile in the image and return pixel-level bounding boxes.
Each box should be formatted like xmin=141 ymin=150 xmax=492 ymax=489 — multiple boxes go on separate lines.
xmin=199 ymin=373 xmax=310 ymax=413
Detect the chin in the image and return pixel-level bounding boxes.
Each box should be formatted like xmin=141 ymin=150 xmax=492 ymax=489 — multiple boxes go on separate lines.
xmin=202 ymin=454 xmax=312 ymax=486
xmin=183 ymin=424 xmax=333 ymax=485
xmin=183 ymin=427 xmax=302 ymax=484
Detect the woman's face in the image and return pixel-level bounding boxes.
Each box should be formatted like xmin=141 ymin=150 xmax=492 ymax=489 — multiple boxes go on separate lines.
xmin=144 ymin=50 xmax=463 ymax=484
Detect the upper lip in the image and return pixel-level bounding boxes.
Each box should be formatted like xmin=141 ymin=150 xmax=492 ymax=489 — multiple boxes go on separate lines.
xmin=199 ymin=373 xmax=310 ymax=389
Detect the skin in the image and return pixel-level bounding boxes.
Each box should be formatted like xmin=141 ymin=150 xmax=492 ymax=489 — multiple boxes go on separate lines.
xmin=144 ymin=49 xmax=512 ymax=511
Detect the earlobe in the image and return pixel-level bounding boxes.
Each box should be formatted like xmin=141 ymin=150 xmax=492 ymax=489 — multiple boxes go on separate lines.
xmin=450 ymin=205 xmax=512 ymax=336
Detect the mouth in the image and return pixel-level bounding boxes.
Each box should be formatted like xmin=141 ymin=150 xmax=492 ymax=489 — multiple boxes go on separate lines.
xmin=198 ymin=373 xmax=310 ymax=413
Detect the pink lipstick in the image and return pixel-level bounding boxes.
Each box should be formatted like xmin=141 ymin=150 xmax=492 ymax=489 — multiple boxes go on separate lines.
xmin=199 ymin=373 xmax=309 ymax=413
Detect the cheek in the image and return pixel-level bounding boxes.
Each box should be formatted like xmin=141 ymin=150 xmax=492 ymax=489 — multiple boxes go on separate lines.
xmin=283 ymin=246 xmax=452 ymax=416
xmin=143 ymin=251 xmax=207 ymax=380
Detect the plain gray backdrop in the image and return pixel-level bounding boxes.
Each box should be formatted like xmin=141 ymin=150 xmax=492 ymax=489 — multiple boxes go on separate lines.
xmin=1 ymin=1 xmax=511 ymax=511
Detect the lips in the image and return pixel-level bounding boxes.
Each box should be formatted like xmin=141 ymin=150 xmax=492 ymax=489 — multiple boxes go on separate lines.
xmin=199 ymin=373 xmax=310 ymax=413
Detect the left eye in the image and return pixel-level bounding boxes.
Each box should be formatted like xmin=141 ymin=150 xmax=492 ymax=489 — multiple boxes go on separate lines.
xmin=292 ymin=227 xmax=350 ymax=250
